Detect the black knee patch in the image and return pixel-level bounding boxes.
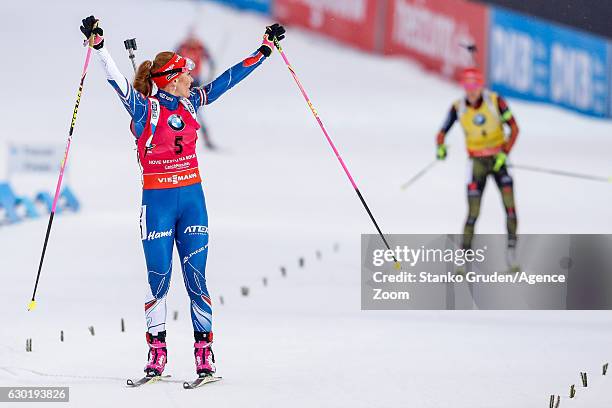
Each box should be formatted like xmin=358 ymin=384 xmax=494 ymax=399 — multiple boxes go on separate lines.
xmin=497 ymin=172 xmax=513 ymax=188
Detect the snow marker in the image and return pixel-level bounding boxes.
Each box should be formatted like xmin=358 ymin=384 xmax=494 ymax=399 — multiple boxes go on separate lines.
xmin=580 ymin=372 xmax=588 ymax=387
xmin=548 ymin=395 xmax=560 ymax=408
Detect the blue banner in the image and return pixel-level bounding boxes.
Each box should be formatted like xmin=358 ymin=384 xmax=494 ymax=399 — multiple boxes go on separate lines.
xmin=489 ymin=7 xmax=610 ymax=118
xmin=609 ymin=41 xmax=612 ymax=118
xmin=204 ymin=0 xmax=271 ymax=14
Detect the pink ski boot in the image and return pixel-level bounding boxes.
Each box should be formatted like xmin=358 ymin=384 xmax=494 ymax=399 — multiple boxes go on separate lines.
xmin=145 ymin=331 xmax=167 ymax=377
xmin=194 ymin=331 xmax=215 ymax=377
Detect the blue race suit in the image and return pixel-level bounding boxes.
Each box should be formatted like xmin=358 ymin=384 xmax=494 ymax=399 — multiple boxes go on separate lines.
xmin=95 ymin=46 xmax=267 ymax=334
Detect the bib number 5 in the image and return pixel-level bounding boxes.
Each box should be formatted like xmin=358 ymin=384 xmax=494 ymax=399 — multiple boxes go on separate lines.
xmin=174 ymin=136 xmax=184 ymax=155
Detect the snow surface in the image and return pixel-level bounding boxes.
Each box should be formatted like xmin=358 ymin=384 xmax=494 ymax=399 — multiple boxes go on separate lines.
xmin=1 ymin=0 xmax=612 ymax=406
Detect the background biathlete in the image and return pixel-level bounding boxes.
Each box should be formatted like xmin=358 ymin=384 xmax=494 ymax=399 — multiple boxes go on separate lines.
xmin=80 ymin=16 xmax=286 ymax=379
xmin=435 ymin=68 xmax=520 ymax=270
xmin=176 ymin=28 xmax=217 ymax=150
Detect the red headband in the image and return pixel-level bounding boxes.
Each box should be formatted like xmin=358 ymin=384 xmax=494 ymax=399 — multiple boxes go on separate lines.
xmin=460 ymin=68 xmax=484 ymax=90
xmin=150 ymin=54 xmax=188 ymax=89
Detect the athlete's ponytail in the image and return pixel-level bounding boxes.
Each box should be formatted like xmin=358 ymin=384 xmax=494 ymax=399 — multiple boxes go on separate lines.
xmin=134 ymin=60 xmax=154 ymax=96
xmin=133 ymin=52 xmax=175 ymax=96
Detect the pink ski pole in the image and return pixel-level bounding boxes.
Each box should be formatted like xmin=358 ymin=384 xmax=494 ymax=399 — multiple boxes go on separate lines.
xmin=272 ymin=37 xmax=399 ymax=267
xmin=28 ymin=31 xmax=97 ymax=311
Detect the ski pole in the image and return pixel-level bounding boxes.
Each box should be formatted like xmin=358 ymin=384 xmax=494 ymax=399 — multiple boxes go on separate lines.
xmin=28 ymin=28 xmax=97 ymax=312
xmin=508 ymin=164 xmax=612 ymax=184
xmin=272 ymin=37 xmax=399 ymax=268
xmin=400 ymin=159 xmax=438 ymax=190
xmin=124 ymin=38 xmax=138 ymax=72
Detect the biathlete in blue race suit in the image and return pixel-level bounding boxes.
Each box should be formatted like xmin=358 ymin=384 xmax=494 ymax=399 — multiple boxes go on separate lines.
xmin=81 ymin=15 xmax=286 ymax=378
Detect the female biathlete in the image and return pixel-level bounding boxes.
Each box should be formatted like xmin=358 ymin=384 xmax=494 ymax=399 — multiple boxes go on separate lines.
xmin=79 ymin=16 xmax=286 ymax=379
xmin=435 ymin=68 xmax=520 ymax=271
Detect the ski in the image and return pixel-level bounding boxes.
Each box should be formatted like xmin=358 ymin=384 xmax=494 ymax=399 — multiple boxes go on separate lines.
xmin=183 ymin=375 xmax=222 ymax=389
xmin=126 ymin=374 xmax=171 ymax=387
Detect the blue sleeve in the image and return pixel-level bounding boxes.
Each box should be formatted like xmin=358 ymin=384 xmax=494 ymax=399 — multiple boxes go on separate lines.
xmin=108 ymin=79 xmax=149 ymax=138
xmin=189 ymin=50 xmax=266 ymax=108
xmin=440 ymin=105 xmax=458 ymax=134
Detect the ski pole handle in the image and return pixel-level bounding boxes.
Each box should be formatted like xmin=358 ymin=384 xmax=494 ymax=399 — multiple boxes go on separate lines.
xmin=89 ymin=22 xmax=98 ymax=48
xmin=82 ymin=21 xmax=99 ymax=48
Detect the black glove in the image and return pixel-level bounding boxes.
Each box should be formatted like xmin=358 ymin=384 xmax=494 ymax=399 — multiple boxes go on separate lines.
xmin=80 ymin=15 xmax=104 ymax=50
xmin=265 ymin=23 xmax=286 ymax=42
xmin=258 ymin=23 xmax=286 ymax=57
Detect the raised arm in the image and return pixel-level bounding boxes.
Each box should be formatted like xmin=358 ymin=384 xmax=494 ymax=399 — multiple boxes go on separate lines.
xmin=94 ymin=48 xmax=149 ymax=134
xmin=190 ymin=50 xmax=265 ymax=107
xmin=81 ymin=16 xmax=149 ymax=138
xmin=189 ymin=24 xmax=286 ymax=108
